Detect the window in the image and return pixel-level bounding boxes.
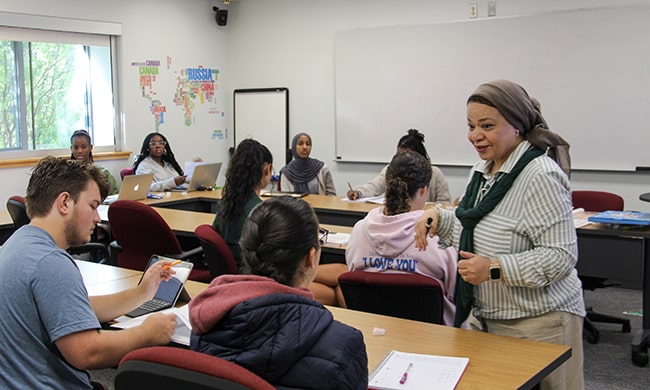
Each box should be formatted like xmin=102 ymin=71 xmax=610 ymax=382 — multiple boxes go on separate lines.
xmin=0 ymin=14 xmax=121 ymax=159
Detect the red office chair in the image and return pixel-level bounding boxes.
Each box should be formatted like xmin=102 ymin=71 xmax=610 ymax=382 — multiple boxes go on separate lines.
xmin=120 ymin=167 xmax=135 ymax=180
xmin=338 ymin=271 xmax=444 ymax=324
xmin=194 ymin=224 xmax=238 ymax=280
xmin=6 ymin=195 xmax=110 ymax=262
xmin=572 ymin=190 xmax=631 ymax=343
xmin=115 ymin=346 xmax=275 ymax=390
xmin=108 ymin=200 xmax=210 ymax=282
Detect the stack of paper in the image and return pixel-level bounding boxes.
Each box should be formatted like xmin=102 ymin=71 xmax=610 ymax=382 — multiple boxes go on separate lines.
xmin=368 ymin=350 xmax=469 ymax=390
xmin=112 ymin=304 xmax=191 ymax=346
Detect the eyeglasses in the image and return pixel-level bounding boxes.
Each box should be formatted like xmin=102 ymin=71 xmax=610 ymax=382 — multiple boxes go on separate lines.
xmin=318 ymin=227 xmax=329 ymax=246
xmin=149 ymin=141 xmax=167 ymax=147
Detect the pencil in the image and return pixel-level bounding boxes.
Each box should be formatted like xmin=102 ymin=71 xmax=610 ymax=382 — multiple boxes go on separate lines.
xmin=162 ymin=259 xmax=182 ymax=270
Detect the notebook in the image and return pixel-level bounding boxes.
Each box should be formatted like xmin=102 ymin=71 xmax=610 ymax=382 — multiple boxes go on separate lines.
xmin=587 ymin=210 xmax=650 ymax=226
xmin=171 ymin=162 xmax=222 ymax=192
xmin=125 ymin=255 xmax=194 ymax=318
xmin=103 ymin=173 xmax=154 ymax=204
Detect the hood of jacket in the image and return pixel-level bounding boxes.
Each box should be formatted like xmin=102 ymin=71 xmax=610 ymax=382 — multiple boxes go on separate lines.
xmin=357 ymin=207 xmax=425 ymax=258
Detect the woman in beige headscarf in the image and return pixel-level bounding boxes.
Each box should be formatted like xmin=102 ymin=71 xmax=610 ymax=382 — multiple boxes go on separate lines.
xmin=415 ymin=80 xmax=584 ymax=390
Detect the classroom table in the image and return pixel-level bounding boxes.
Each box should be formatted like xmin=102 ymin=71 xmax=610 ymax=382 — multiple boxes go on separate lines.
xmin=77 ymin=260 xmax=571 ymax=390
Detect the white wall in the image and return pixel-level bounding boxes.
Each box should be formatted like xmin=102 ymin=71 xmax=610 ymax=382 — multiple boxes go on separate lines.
xmin=0 ymin=0 xmax=231 ymax=202
xmin=226 ymin=0 xmax=650 ymax=211
xmin=2 ymin=0 xmax=650 ymax=211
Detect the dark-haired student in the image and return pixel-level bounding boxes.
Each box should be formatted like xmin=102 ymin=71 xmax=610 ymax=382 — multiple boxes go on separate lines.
xmin=191 ymin=196 xmax=368 ymax=390
xmin=280 ymin=132 xmax=336 ymax=195
xmin=70 ymin=129 xmax=119 ymax=195
xmin=347 ymin=128 xmax=451 ymax=203
xmin=346 ymin=151 xmax=458 ymax=325
xmin=133 ymin=132 xmax=188 ymax=192
xmin=214 ymin=138 xmax=348 ymax=307
xmin=0 ymin=157 xmax=177 ymax=390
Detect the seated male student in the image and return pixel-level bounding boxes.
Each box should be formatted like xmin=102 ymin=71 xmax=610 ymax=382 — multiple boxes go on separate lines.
xmin=0 ymin=157 xmax=177 ymax=390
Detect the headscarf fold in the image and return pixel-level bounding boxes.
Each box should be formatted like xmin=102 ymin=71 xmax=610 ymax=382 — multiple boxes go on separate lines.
xmin=280 ymin=133 xmax=324 ymax=193
xmin=469 ymin=80 xmax=571 ymax=177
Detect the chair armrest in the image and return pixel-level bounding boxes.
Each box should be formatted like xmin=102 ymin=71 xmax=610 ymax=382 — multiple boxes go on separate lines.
xmin=67 ymin=243 xmax=110 ymax=264
xmin=163 ymin=246 xmax=204 ymax=262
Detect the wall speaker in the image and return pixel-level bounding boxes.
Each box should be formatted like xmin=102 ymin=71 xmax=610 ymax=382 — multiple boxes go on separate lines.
xmin=215 ymin=9 xmax=228 ymax=26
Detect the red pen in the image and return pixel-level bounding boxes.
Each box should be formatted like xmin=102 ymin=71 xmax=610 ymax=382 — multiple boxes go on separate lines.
xmin=399 ymin=362 xmax=413 ymax=385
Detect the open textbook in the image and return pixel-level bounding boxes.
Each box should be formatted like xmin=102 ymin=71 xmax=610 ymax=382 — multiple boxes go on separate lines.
xmin=113 ymin=304 xmax=192 ymax=346
xmin=368 ymin=350 xmax=469 ymax=390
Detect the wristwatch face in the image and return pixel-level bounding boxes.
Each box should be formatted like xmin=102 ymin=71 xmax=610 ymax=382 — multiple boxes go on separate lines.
xmin=489 ymin=266 xmax=501 ymax=280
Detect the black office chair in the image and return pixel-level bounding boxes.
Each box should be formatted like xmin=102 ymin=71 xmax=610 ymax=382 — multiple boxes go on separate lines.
xmin=572 ymin=190 xmax=632 ymax=343
xmin=6 ymin=195 xmax=110 ymax=263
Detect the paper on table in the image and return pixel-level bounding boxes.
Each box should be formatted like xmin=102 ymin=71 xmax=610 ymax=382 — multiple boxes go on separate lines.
xmin=368 ymin=350 xmax=469 ymax=390
xmin=112 ymin=304 xmax=192 ymax=346
xmin=340 ymin=195 xmax=385 ymax=204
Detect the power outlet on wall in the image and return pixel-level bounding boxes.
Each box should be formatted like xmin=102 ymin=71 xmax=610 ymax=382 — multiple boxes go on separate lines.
xmin=488 ymin=1 xmax=497 ymax=17
xmin=469 ymin=3 xmax=478 ymax=19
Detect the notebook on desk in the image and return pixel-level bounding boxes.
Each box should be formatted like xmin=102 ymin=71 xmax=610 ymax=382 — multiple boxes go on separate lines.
xmin=125 ymin=255 xmax=193 ymax=318
xmin=588 ymin=210 xmax=650 ymax=226
xmin=171 ymin=162 xmax=222 ymax=192
xmin=103 ymin=173 xmax=154 ymax=204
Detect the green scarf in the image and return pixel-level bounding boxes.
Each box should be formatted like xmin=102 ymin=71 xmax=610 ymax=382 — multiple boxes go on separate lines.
xmin=453 ymin=146 xmax=544 ymax=327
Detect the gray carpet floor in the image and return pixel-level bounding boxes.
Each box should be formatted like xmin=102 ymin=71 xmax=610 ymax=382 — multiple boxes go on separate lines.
xmin=91 ymin=287 xmax=649 ymax=389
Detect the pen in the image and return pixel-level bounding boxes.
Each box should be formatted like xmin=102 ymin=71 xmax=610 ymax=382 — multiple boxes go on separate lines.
xmin=347 ymin=182 xmax=354 ymax=192
xmin=399 ymin=362 xmax=413 ymax=384
xmin=162 ymin=260 xmax=182 ymax=270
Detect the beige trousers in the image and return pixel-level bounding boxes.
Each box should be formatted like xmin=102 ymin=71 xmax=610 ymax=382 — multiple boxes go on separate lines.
xmin=468 ymin=311 xmax=584 ymax=390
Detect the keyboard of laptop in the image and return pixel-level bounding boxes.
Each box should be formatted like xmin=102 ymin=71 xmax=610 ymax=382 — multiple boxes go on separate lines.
xmin=126 ymin=298 xmax=172 ymax=318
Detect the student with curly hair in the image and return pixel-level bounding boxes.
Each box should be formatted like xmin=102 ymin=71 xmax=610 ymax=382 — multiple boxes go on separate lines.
xmin=133 ymin=132 xmax=187 ymax=192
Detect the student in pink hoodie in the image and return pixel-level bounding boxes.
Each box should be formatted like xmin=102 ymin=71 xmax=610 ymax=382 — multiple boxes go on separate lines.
xmin=346 ymin=151 xmax=458 ymax=325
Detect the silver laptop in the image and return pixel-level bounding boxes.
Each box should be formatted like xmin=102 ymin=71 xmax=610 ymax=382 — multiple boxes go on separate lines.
xmin=172 ymin=162 xmax=222 ymax=192
xmin=103 ymin=173 xmax=154 ymax=204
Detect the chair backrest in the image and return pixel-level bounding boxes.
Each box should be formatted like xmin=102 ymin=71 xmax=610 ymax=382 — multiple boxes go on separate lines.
xmin=194 ymin=224 xmax=238 ymax=279
xmin=108 ymin=200 xmax=184 ymax=271
xmin=120 ymin=167 xmax=135 ymax=180
xmin=571 ymin=190 xmax=624 ymax=212
xmin=115 ymin=346 xmax=275 ymax=390
xmin=6 ymin=195 xmax=30 ymax=228
xmin=338 ymin=271 xmax=444 ymax=324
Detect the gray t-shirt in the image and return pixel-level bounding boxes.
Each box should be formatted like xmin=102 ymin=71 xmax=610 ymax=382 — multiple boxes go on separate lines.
xmin=0 ymin=225 xmax=100 ymax=389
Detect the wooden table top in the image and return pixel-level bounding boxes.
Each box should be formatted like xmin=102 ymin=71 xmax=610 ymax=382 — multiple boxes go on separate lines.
xmin=84 ymin=263 xmax=571 ymax=390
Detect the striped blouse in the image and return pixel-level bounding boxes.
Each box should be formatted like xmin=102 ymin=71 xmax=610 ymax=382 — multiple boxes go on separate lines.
xmin=437 ymin=141 xmax=585 ymax=320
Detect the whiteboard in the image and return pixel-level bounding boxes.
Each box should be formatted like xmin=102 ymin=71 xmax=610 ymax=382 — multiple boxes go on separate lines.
xmin=334 ymin=5 xmax=650 ymax=171
xmin=233 ymin=88 xmax=289 ymax=172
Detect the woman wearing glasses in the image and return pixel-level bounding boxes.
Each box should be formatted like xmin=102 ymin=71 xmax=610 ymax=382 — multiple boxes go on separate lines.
xmin=133 ymin=132 xmax=187 ymax=192
xmin=191 ymin=196 xmax=368 ymax=389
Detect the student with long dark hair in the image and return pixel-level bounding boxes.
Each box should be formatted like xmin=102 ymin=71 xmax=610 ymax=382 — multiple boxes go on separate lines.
xmin=192 ymin=196 xmax=368 ymax=389
xmin=133 ymin=132 xmax=186 ymax=192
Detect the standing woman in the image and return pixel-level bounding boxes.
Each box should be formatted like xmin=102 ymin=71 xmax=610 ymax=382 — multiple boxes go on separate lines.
xmin=133 ymin=132 xmax=186 ymax=192
xmin=213 ymin=139 xmax=273 ymax=269
xmin=415 ymin=80 xmax=582 ymax=390
xmin=70 ymin=129 xmax=119 ymax=195
xmin=280 ymin=133 xmax=336 ymax=195
xmin=191 ymin=196 xmax=368 ymax=389
xmin=346 ymin=151 xmax=458 ymax=325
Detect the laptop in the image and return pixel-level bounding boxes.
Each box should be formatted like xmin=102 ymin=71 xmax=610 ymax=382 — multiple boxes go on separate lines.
xmin=172 ymin=162 xmax=222 ymax=192
xmin=126 ymin=255 xmax=194 ymax=318
xmin=103 ymin=173 xmax=154 ymax=204
xmin=588 ymin=210 xmax=650 ymax=226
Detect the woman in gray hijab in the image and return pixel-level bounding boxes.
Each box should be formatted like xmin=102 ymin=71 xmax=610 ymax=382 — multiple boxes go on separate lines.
xmin=415 ymin=80 xmax=584 ymax=390
xmin=280 ymin=133 xmax=337 ymax=195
